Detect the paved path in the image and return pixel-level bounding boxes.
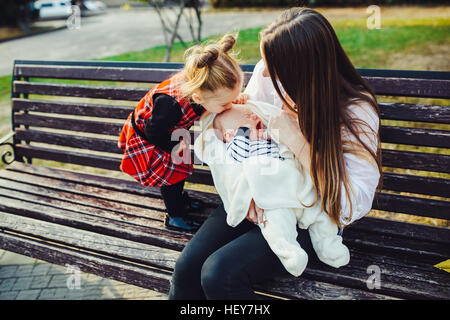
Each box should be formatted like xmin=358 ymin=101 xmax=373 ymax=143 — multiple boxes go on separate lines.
xmin=0 ymin=7 xmax=282 ymax=76
xmin=0 ymin=250 xmax=167 ymax=300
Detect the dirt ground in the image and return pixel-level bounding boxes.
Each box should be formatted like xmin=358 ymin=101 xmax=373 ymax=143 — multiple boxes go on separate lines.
xmin=387 ymin=42 xmax=450 ymax=71
xmin=316 ymin=5 xmax=450 ymax=20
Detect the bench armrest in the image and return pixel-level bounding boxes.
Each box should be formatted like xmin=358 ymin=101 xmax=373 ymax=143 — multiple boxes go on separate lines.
xmin=0 ymin=131 xmax=16 ymax=165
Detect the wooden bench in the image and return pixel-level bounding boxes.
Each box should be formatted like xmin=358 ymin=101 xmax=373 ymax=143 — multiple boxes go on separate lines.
xmin=0 ymin=59 xmax=449 ymax=300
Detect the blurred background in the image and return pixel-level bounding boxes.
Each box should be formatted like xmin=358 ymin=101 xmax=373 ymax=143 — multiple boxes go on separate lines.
xmin=0 ymin=0 xmax=449 ymax=225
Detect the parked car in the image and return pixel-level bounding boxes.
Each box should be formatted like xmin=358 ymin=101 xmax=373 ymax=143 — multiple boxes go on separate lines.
xmin=78 ymin=1 xmax=107 ymax=17
xmin=34 ymin=0 xmax=73 ymax=20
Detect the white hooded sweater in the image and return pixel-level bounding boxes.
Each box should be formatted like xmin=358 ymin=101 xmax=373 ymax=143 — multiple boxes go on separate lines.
xmin=194 ymin=100 xmax=350 ymax=276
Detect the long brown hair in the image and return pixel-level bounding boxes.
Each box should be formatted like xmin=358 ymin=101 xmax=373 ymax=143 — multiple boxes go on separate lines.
xmin=260 ymin=7 xmax=383 ymax=228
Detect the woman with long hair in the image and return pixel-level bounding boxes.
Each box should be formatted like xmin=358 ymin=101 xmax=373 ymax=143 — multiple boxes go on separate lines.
xmin=168 ymin=7 xmax=383 ymax=299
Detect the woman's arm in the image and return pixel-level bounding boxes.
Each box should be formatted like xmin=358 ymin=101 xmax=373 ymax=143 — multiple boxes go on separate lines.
xmin=268 ymin=108 xmax=312 ymax=171
xmin=269 ymin=101 xmax=381 ymax=227
xmin=339 ymin=102 xmax=381 ymax=226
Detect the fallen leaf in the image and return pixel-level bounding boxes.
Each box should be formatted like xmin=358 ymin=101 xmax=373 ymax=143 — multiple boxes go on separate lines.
xmin=434 ymin=259 xmax=450 ymax=273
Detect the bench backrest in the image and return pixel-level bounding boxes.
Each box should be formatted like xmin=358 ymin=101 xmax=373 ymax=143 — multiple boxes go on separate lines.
xmin=10 ymin=60 xmax=450 ymax=223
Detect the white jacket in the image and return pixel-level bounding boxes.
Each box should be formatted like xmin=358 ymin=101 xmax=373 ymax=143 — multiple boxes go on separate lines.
xmin=194 ymin=100 xmax=350 ymax=276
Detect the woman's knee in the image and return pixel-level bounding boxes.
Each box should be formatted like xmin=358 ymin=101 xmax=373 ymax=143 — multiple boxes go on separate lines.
xmin=200 ymin=252 xmax=245 ymax=298
xmin=200 ymin=253 xmax=227 ymax=296
xmin=173 ymin=249 xmax=195 ymax=278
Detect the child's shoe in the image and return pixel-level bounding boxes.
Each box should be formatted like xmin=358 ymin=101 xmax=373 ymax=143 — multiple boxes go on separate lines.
xmin=164 ymin=214 xmax=200 ymax=233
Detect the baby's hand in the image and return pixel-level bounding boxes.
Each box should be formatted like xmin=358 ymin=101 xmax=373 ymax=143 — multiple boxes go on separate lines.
xmin=232 ymin=93 xmax=249 ymax=105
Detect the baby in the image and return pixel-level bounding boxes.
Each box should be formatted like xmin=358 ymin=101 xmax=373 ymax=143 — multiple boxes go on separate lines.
xmin=194 ymin=100 xmax=350 ymax=277
xmin=213 ymin=104 xmax=284 ymax=164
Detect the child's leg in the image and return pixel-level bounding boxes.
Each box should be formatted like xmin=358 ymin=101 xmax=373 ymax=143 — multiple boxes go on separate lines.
xmin=161 ymin=179 xmax=199 ymax=232
xmin=160 ymin=179 xmax=186 ymax=218
xmin=259 ymin=208 xmax=308 ymax=277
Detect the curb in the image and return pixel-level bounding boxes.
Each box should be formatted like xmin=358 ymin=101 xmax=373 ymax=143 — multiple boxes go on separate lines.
xmin=0 ymin=25 xmax=67 ymax=44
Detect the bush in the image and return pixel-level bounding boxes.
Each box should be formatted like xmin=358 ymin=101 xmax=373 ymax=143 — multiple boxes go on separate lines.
xmin=0 ymin=0 xmax=39 ymax=28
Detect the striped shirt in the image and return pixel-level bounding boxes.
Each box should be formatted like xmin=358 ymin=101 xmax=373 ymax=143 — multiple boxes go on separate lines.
xmin=226 ymin=126 xmax=285 ymax=163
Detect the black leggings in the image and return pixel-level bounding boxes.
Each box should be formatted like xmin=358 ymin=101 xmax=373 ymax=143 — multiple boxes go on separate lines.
xmin=168 ymin=203 xmax=320 ymax=300
xmin=160 ymin=179 xmax=186 ymax=218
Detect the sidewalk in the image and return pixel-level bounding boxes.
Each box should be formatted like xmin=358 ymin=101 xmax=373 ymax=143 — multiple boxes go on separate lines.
xmin=0 ymin=249 xmax=168 ymax=300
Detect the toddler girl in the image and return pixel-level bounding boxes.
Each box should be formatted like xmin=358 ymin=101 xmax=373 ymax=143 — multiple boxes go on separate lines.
xmin=118 ymin=34 xmax=245 ymax=232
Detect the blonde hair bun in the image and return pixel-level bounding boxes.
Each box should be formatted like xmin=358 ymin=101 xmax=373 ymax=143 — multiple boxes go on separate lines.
xmin=197 ymin=46 xmax=219 ymax=68
xmin=220 ymin=34 xmax=236 ymax=53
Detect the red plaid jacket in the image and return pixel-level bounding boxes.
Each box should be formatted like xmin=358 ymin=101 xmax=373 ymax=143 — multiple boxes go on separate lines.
xmin=118 ymin=72 xmax=204 ymax=187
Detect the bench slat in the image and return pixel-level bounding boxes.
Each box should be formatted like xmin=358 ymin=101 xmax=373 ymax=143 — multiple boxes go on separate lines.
xmin=347 ymin=216 xmax=450 ymax=246
xmin=382 ymin=149 xmax=450 ymax=174
xmin=14 ymin=64 xmax=450 ymax=99
xmin=0 ymin=193 xmax=187 ymax=251
xmin=366 ymin=77 xmax=450 ymax=99
xmin=14 ymin=65 xmax=178 ymax=83
xmin=14 ymin=98 xmax=450 ymax=125
xmin=15 ymin=145 xmax=121 ymax=170
xmin=12 ymin=98 xmax=133 ymax=119
xmin=301 ymin=252 xmax=450 ymax=300
xmin=15 ymin=140 xmax=450 ymax=177
xmin=0 ymin=232 xmax=173 ymax=295
xmin=14 ymin=81 xmax=148 ymax=101
xmin=14 ymin=113 xmax=123 ymax=136
xmin=345 ymin=227 xmax=450 ymax=261
xmin=373 ymin=192 xmax=450 ymax=220
xmin=379 ymin=103 xmax=450 ymax=124
xmin=5 ymin=162 xmax=448 ymax=221
xmin=5 ymin=162 xmax=221 ymax=206
xmin=381 ymin=126 xmax=450 ymax=149
xmin=0 ymin=169 xmax=167 ymax=214
xmin=0 ymin=211 xmax=179 ymax=271
xmin=254 ymin=276 xmax=398 ymax=300
xmin=15 ymin=129 xmax=122 ymax=154
xmin=14 ymin=112 xmax=450 ymax=150
xmin=0 ymin=182 xmax=167 ymax=230
xmin=381 ymin=172 xmax=450 ymax=198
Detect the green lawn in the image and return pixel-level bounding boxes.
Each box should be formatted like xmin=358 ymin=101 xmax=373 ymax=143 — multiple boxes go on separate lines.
xmin=96 ymin=23 xmax=450 ymax=69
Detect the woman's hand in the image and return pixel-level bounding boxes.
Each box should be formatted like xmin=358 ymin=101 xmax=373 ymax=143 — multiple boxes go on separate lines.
xmin=269 ymin=106 xmax=312 ymax=171
xmin=246 ymin=198 xmax=266 ymax=227
xmin=269 ymin=107 xmax=307 ymax=156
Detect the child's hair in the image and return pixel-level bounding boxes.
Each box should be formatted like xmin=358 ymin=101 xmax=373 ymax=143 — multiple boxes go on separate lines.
xmin=182 ymin=34 xmax=243 ymax=97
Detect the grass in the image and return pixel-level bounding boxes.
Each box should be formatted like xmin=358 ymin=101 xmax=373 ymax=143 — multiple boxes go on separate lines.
xmin=0 ymin=9 xmax=449 ymax=227
xmin=95 ymin=23 xmax=450 ymax=69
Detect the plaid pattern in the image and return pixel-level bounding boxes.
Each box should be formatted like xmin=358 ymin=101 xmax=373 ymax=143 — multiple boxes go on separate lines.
xmin=117 ymin=73 xmax=202 ymax=187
